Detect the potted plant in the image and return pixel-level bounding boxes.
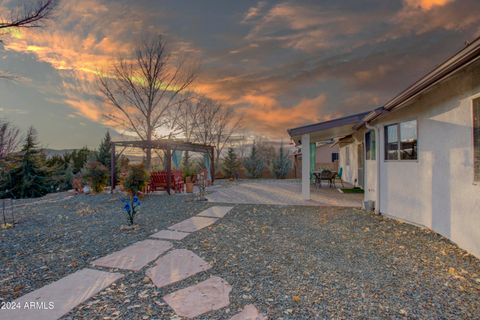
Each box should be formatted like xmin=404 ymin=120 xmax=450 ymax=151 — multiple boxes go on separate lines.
xmin=183 ymin=166 xmax=196 ymax=193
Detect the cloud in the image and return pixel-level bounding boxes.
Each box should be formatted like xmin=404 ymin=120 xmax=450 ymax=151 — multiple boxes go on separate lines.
xmin=242 ymin=1 xmax=267 ymax=23
xmin=238 ymin=94 xmax=328 ymax=136
xmin=405 ymin=0 xmax=453 ymax=10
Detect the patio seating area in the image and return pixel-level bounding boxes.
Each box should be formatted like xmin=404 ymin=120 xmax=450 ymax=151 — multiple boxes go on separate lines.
xmin=206 ymin=179 xmax=361 ymax=207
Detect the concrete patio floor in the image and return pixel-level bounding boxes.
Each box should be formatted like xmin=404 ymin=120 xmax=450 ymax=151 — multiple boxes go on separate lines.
xmin=206 ymin=179 xmax=363 ymax=207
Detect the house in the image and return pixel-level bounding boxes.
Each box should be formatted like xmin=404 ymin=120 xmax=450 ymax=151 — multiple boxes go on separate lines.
xmin=288 ymin=36 xmax=480 ymax=258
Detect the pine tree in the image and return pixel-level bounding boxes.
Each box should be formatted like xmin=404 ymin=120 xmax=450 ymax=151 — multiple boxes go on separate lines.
xmin=5 ymin=127 xmax=50 ymax=198
xmin=222 ymin=148 xmax=240 ymax=179
xmin=97 ymin=131 xmax=112 ymax=168
xmin=272 ymin=143 xmax=292 ymax=179
xmin=243 ymin=143 xmax=264 ymax=178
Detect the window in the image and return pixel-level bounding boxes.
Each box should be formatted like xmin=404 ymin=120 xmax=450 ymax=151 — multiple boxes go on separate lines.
xmin=384 ymin=120 xmax=417 ymax=160
xmin=365 ymin=130 xmax=376 ymax=160
xmin=474 ymin=98 xmax=480 ymax=181
xmin=345 ymin=146 xmax=350 ymax=165
xmin=331 ymin=152 xmax=339 ymax=162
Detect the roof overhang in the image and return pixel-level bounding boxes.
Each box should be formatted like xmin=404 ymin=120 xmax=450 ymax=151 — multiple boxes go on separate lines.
xmin=287 ymin=111 xmax=370 ymax=145
xmin=363 ymin=36 xmax=480 ymax=124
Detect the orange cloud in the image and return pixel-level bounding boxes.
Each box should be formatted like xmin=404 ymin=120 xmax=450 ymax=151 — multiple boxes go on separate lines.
xmin=239 ymin=94 xmax=327 ymax=136
xmin=405 ymin=0 xmax=453 ymax=10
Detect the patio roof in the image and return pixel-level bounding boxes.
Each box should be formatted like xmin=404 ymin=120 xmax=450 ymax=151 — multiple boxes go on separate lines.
xmin=287 ymin=111 xmax=370 ymax=145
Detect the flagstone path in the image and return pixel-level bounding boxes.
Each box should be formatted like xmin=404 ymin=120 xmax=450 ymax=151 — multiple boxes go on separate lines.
xmin=91 ymin=239 xmax=173 ymax=271
xmin=150 ymin=229 xmax=190 ymax=240
xmin=3 ymin=269 xmax=123 ymax=320
xmin=168 ymin=216 xmax=219 ymax=233
xmin=2 ymin=205 xmax=268 ymax=320
xmin=145 ymin=249 xmax=212 ymax=288
xmin=162 ymin=276 xmax=232 ymax=318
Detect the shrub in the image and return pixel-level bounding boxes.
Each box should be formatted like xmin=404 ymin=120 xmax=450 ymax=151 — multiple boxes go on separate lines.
xmin=82 ymin=160 xmax=108 ymax=193
xmin=222 ymin=148 xmax=240 ymax=179
xmin=123 ymin=164 xmax=148 ymax=194
xmin=272 ymin=143 xmax=292 ymax=179
xmin=243 ymin=144 xmax=264 ymax=178
xmin=182 ymin=164 xmax=196 ymax=182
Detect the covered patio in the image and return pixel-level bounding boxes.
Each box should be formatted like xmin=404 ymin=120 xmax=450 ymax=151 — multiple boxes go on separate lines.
xmin=287 ymin=112 xmax=369 ymax=200
xmin=206 ymin=179 xmax=362 ymax=207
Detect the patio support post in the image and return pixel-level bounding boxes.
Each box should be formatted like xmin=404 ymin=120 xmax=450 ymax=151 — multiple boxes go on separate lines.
xmin=110 ymin=143 xmax=116 ymax=193
xmin=301 ymin=134 xmax=311 ymax=200
xmin=166 ymin=148 xmax=172 ymax=195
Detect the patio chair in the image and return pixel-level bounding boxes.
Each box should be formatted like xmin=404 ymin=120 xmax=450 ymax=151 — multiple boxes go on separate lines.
xmin=318 ymin=170 xmax=335 ymax=188
xmin=333 ymin=167 xmax=344 ymax=188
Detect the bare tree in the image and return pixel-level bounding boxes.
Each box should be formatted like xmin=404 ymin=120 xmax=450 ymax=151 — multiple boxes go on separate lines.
xmin=0 ymin=0 xmax=57 ymax=79
xmin=98 ymin=36 xmax=197 ymax=169
xmin=0 ymin=119 xmax=21 ymax=159
xmin=192 ymin=97 xmax=242 ymax=171
xmin=0 ymin=0 xmax=56 ymax=31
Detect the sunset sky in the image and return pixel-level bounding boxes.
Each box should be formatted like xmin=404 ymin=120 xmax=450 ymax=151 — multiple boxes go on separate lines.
xmin=0 ymin=0 xmax=479 ymax=149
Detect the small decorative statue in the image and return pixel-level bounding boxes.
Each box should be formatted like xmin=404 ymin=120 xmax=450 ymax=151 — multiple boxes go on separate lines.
xmin=121 ymin=194 xmax=141 ymax=225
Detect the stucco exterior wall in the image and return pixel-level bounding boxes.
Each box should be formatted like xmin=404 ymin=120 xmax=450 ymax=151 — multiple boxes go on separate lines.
xmin=339 ymin=139 xmax=360 ymax=186
xmin=370 ymin=61 xmax=480 ymax=258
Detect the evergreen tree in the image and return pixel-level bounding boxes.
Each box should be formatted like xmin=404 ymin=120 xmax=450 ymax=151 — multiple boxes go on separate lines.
xmin=272 ymin=143 xmax=292 ymax=179
xmin=222 ymin=148 xmax=241 ymax=179
xmin=243 ymin=143 xmax=264 ymax=178
xmin=97 ymin=131 xmax=112 ymax=168
xmin=71 ymin=147 xmax=91 ymax=173
xmin=5 ymin=127 xmax=50 ymax=198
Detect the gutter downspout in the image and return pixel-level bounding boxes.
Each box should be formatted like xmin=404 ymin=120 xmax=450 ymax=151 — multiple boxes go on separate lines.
xmin=365 ymin=123 xmax=381 ymax=215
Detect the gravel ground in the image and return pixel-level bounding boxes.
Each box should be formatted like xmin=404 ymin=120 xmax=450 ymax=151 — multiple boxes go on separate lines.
xmin=0 ymin=192 xmax=213 ymax=302
xmin=1 ymin=194 xmax=480 ymax=319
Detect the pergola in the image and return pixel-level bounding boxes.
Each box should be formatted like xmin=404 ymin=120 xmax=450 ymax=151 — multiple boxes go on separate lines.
xmin=110 ymin=139 xmax=215 ymax=194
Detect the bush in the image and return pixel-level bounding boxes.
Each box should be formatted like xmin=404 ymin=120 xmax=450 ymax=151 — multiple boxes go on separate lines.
xmin=82 ymin=161 xmax=108 ymax=193
xmin=243 ymin=144 xmax=264 ymax=178
xmin=123 ymin=164 xmax=148 ymax=194
xmin=222 ymin=148 xmax=241 ymax=179
xmin=272 ymin=144 xmax=291 ymax=179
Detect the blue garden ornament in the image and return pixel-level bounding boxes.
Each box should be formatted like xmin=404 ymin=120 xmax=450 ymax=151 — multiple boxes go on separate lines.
xmin=120 ymin=195 xmax=141 ymax=225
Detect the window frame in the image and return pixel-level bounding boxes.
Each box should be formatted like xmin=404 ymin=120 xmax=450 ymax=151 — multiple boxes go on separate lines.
xmin=384 ymin=119 xmax=418 ymax=162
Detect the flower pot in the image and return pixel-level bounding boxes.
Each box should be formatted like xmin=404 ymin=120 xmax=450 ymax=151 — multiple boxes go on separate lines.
xmin=186 ymin=182 xmax=194 ymax=193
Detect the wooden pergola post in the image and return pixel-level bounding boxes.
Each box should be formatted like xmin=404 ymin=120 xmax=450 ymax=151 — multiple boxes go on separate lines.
xmin=165 ymin=148 xmax=172 ymax=195
xmin=110 ymin=143 xmax=116 ymax=193
xmin=210 ymin=147 xmax=215 ymax=184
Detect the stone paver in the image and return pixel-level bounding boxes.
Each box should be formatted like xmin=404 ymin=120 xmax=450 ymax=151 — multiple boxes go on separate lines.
xmin=206 ymin=179 xmax=362 ymax=207
xmin=163 ymin=276 xmax=231 ymax=318
xmin=92 ymin=239 xmax=172 ymax=271
xmin=146 ymin=249 xmax=211 ymax=288
xmin=168 ymin=216 xmax=218 ymax=233
xmin=2 ymin=268 xmax=123 ymax=320
xmin=197 ymin=206 xmax=234 ymax=218
xmin=230 ymin=305 xmax=266 ymax=320
xmin=150 ymin=229 xmax=190 ymax=240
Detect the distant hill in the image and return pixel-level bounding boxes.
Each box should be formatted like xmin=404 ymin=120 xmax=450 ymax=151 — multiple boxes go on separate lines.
xmin=41 ymin=148 xmax=77 ymax=158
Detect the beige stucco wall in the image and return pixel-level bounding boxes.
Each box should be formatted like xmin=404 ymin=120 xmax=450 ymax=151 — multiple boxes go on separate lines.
xmin=315 ymin=144 xmax=339 ymax=171
xmin=369 ymin=60 xmax=480 ymax=258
